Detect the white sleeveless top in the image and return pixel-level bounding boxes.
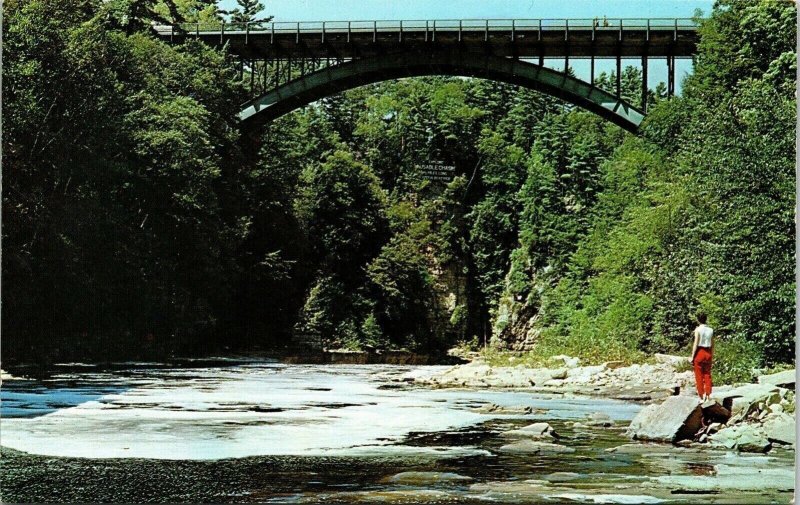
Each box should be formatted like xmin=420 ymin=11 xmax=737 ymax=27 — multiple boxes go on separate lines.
xmin=695 ymin=324 xmax=713 ymax=348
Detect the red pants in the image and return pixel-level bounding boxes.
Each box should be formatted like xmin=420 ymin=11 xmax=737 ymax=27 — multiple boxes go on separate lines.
xmin=693 ymin=347 xmax=713 ymax=397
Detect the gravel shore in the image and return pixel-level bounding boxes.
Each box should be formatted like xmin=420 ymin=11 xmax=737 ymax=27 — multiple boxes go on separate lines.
xmin=0 ymin=447 xmax=424 ymax=503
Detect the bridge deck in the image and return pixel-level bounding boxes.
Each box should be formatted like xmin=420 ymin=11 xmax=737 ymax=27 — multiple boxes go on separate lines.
xmin=154 ymin=18 xmax=698 ymax=59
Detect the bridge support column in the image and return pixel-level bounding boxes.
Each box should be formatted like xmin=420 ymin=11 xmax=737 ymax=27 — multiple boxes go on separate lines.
xmin=250 ymin=59 xmax=255 ymax=92
xmin=667 ymin=55 xmax=675 ymax=97
xmin=641 ymin=54 xmax=648 ymax=112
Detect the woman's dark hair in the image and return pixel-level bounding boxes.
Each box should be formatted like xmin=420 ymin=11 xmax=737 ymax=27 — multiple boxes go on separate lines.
xmin=696 ymin=312 xmax=707 ymax=324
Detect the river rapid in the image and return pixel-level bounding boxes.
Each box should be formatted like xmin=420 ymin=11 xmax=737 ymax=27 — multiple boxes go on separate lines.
xmin=1 ymin=361 xmax=795 ymax=503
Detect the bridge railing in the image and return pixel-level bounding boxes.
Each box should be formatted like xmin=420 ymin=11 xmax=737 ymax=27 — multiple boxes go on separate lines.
xmin=163 ymin=17 xmax=699 ymax=36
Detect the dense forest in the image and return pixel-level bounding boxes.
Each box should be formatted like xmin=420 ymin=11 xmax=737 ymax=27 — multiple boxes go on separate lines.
xmin=3 ymin=0 xmax=795 ymax=382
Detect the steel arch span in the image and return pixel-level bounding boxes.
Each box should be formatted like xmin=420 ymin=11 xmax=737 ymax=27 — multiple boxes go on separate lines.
xmin=238 ymin=51 xmax=646 ymax=133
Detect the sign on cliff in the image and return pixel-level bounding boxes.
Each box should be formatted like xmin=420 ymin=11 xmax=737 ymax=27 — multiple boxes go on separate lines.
xmin=417 ymin=161 xmax=456 ymax=182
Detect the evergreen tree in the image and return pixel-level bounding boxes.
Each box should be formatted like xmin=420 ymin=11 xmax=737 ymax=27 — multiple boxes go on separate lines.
xmin=228 ymin=0 xmax=271 ymax=27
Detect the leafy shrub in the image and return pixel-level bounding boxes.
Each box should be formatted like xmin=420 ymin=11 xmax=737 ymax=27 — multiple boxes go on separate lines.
xmin=711 ymin=336 xmax=762 ymax=385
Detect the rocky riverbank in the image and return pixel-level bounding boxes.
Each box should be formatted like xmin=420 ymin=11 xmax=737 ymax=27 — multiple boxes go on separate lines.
xmin=1 ymin=361 xmax=795 ymax=503
xmin=406 ymin=353 xmax=695 ymax=401
xmin=408 ymin=355 xmax=796 ymax=457
xmin=627 ymin=369 xmax=796 ymax=454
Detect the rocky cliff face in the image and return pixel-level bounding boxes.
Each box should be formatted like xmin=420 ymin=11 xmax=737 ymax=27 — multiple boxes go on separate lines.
xmin=426 ymin=251 xmax=469 ymax=344
xmin=489 ymin=266 xmax=551 ymax=352
xmin=491 ymin=297 xmax=539 ymax=351
xmin=490 ymin=284 xmax=550 ymax=352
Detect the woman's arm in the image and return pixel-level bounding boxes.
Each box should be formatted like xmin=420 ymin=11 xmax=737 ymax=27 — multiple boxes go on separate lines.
xmin=690 ymin=330 xmax=699 ymax=363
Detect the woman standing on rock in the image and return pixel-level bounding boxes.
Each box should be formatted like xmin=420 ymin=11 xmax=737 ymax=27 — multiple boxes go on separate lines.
xmin=691 ymin=312 xmax=714 ymax=402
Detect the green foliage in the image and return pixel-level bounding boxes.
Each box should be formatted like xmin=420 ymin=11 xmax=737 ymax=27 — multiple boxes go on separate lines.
xmin=298 ymin=150 xmax=389 ymax=277
xmin=4 ymin=0 xmax=794 ymax=372
xmin=292 ymin=151 xmax=390 ymax=348
xmin=3 ymin=0 xmax=255 ymax=360
xmin=528 ymin=0 xmax=795 ymax=371
xmin=366 ymin=234 xmax=434 ymax=350
xmin=712 ymin=336 xmax=762 ymax=385
xmin=226 ymin=0 xmax=272 ymax=27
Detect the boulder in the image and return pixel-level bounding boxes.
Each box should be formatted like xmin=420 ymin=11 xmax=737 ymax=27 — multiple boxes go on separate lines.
xmin=710 ymin=424 xmax=772 ymax=452
xmin=769 ymin=403 xmax=784 ymax=414
xmin=613 ymin=393 xmax=653 ymax=402
xmin=606 ymin=443 xmax=690 ymax=455
xmin=500 ymin=422 xmax=558 ymax=439
xmin=709 ymin=426 xmax=739 ymax=449
xmin=626 ymin=395 xmax=703 ymax=442
xmin=550 ymin=355 xmax=581 ymax=368
xmin=737 ymin=430 xmax=772 ymax=453
xmin=498 ymin=440 xmax=575 ymax=454
xmin=655 ymin=354 xmax=689 ymax=367
xmin=544 ymin=472 xmax=581 ymax=482
xmin=762 ymin=413 xmax=796 ymax=446
xmin=586 ymin=412 xmax=613 ymax=427
xmin=758 ymin=369 xmax=796 ymax=390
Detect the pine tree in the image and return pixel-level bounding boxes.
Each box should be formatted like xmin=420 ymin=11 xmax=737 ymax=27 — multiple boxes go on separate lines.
xmin=229 ymin=0 xmax=271 ymax=27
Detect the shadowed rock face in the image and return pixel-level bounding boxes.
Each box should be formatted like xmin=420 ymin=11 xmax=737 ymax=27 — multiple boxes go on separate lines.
xmin=701 ymin=401 xmax=731 ymax=423
xmin=626 ymin=396 xmax=703 ymax=443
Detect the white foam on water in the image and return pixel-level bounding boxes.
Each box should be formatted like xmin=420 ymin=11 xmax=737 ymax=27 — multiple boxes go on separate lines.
xmin=1 ymin=364 xmax=640 ymax=460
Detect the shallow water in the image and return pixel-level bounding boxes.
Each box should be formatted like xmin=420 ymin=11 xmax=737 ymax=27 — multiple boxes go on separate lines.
xmin=1 ymin=362 xmax=639 ymax=459
xmin=1 ymin=362 xmax=795 ymax=503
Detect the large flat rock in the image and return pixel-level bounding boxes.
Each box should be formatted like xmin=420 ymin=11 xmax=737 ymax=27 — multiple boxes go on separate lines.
xmin=426 ymin=363 xmax=571 ymax=388
xmin=498 ymin=440 xmax=575 ymax=454
xmin=385 ymin=472 xmax=473 ymax=485
xmin=626 ymin=396 xmax=702 ymax=442
xmin=654 ymin=464 xmax=795 ymax=492
xmin=757 ymin=369 xmax=796 ymax=389
xmin=713 ymin=383 xmax=781 ymax=421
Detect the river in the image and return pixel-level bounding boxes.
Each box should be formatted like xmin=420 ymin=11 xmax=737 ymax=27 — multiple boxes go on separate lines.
xmin=1 ymin=360 xmax=795 ymax=503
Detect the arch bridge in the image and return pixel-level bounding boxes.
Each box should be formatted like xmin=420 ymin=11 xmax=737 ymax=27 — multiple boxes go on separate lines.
xmin=153 ymin=18 xmax=699 ymax=133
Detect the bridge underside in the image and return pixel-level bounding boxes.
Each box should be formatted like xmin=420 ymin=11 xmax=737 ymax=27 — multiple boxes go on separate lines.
xmin=239 ymin=51 xmax=646 ymax=133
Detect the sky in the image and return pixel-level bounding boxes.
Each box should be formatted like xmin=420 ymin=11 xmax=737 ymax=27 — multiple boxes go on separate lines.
xmin=217 ymin=0 xmax=713 ymax=21
xmin=216 ymin=0 xmax=715 ymax=94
